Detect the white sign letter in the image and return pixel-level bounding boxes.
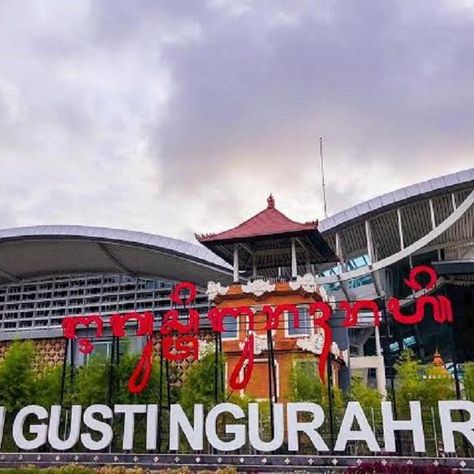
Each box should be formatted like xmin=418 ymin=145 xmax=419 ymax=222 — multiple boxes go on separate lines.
xmin=335 ymin=402 xmax=380 ymax=452
xmin=48 ymin=405 xmax=81 ymax=450
xmin=205 ymin=403 xmax=246 ymax=451
xmin=146 ymin=404 xmax=158 ymax=451
xmin=439 ymin=400 xmax=474 ymax=453
xmin=13 ymin=405 xmax=48 ymax=450
xmin=115 ymin=404 xmax=147 ymax=450
xmin=169 ymin=404 xmax=204 ymax=451
xmin=248 ymin=403 xmax=284 ymax=451
xmin=81 ymin=405 xmax=113 ymax=451
xmin=0 ymin=406 xmax=5 ymax=448
xmin=287 ymin=402 xmax=328 ymax=451
xmin=382 ymin=401 xmax=425 ymax=452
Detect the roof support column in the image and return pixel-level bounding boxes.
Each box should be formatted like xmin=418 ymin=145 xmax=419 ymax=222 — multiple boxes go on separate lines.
xmin=429 ymin=199 xmax=437 ymax=230
xmin=375 ymin=326 xmax=382 ymax=356
xmin=397 ymin=208 xmax=405 ymax=250
xmin=296 ymin=237 xmax=311 ymax=274
xmin=365 ymin=218 xmax=384 ymax=390
xmin=97 ymin=243 xmax=135 ymax=277
xmin=365 ymin=218 xmax=383 ymax=293
xmin=429 ymin=199 xmax=442 ymax=261
xmin=335 ymin=232 xmax=345 ymax=269
xmin=291 ymin=238 xmax=297 ymax=279
xmin=365 ymin=221 xmax=375 ymax=264
xmin=335 ymin=232 xmax=350 ymax=299
xmin=233 ymin=245 xmax=239 ymax=283
xmin=0 ymin=266 xmax=19 ymax=282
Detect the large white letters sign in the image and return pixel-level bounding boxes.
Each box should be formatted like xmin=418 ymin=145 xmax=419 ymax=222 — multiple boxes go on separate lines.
xmin=2 ymin=401 xmax=473 ymax=453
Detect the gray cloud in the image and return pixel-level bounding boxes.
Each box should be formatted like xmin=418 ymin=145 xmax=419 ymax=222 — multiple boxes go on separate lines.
xmin=0 ymin=0 xmax=473 ymax=241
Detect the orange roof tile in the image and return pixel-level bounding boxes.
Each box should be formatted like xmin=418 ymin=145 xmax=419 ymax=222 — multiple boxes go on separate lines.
xmin=196 ymin=194 xmax=317 ymax=243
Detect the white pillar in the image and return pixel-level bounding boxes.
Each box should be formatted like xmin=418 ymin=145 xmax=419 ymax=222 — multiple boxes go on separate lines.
xmin=291 ymin=238 xmax=297 ymax=278
xmin=374 ymin=326 xmax=382 ymax=356
xmin=233 ymin=245 xmax=239 ymax=283
xmin=363 ymin=220 xmax=386 ymax=397
xmin=397 ymin=208 xmax=404 ymax=250
xmin=335 ymin=232 xmax=345 ymax=271
xmin=365 ymin=221 xmax=374 ymax=264
xmin=429 ymin=199 xmax=436 ymax=229
xmin=376 ymin=355 xmax=387 ymax=399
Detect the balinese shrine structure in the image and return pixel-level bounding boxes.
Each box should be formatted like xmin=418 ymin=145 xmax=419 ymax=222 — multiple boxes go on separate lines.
xmin=196 ymin=195 xmax=349 ymax=401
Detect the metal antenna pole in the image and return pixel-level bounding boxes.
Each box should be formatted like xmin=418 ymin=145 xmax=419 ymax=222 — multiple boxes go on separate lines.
xmin=319 ymin=137 xmax=328 ymax=219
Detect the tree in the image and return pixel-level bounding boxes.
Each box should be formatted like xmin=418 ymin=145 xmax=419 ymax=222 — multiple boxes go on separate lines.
xmin=0 ymin=341 xmax=37 ymax=411
xmin=394 ymin=349 xmax=455 ymax=417
xmin=70 ymin=353 xmax=162 ymax=406
xmin=288 ymin=357 xmax=344 ymax=412
xmin=35 ymin=364 xmax=64 ymax=407
xmin=287 ymin=357 xmax=345 ymax=452
xmin=394 ymin=349 xmax=426 ymax=414
xmin=463 ymin=362 xmax=474 ymax=401
xmin=288 ymin=358 xmax=325 ymax=403
xmin=347 ymin=377 xmax=382 ymax=412
xmin=179 ymin=352 xmax=225 ymax=413
xmin=70 ymin=355 xmax=109 ymax=405
xmin=422 ymin=364 xmax=455 ymax=407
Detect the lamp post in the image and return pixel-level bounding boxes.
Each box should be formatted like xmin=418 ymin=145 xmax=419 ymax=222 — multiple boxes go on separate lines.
xmin=326 ymin=352 xmax=335 ymax=454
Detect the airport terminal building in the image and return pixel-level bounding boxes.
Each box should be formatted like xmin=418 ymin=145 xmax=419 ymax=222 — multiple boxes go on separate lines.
xmin=0 ymin=168 xmax=472 ymax=394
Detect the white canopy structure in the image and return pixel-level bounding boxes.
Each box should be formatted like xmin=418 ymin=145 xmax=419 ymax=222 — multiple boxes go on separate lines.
xmin=0 ymin=225 xmax=232 ymax=288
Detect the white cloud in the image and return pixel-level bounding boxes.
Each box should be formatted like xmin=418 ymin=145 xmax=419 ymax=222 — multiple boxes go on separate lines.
xmin=0 ymin=0 xmax=472 ymax=242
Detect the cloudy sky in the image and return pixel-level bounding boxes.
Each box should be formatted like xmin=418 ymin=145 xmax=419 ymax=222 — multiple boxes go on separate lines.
xmin=0 ymin=1 xmax=473 ymax=241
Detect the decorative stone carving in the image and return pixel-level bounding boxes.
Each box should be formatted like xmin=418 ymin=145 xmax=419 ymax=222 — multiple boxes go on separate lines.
xmin=239 ymin=333 xmax=268 ymax=355
xmin=198 ymin=339 xmax=215 ymax=359
xmin=242 ymin=279 xmax=275 ymax=297
xmin=253 ymin=334 xmax=268 ymax=355
xmin=318 ymin=284 xmax=330 ymax=302
xmin=206 ymin=281 xmax=229 ymax=301
xmin=296 ymin=331 xmax=325 ymax=355
xmin=328 ymin=341 xmax=348 ymax=363
xmin=340 ymin=349 xmax=349 ymax=365
xmin=289 ymin=273 xmax=319 ymax=294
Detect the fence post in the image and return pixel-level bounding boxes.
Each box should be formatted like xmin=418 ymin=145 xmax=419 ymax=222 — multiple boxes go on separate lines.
xmin=431 ymin=406 xmax=439 ymax=458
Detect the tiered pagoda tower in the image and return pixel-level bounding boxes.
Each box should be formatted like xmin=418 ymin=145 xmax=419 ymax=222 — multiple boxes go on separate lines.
xmin=196 ymin=195 xmax=347 ymax=401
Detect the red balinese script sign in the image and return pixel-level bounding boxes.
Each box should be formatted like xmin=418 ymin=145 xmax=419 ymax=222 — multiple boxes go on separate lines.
xmin=61 ymin=265 xmax=453 ymax=394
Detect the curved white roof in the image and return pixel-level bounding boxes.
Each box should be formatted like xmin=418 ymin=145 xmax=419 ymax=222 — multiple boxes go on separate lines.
xmin=316 ymin=168 xmax=474 ymax=267
xmin=0 ymin=225 xmax=231 ymax=287
xmin=0 ymin=168 xmax=472 ymax=287
xmin=319 ymin=168 xmax=474 ymax=233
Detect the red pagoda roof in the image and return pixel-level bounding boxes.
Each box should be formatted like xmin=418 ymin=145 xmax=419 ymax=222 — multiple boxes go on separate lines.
xmin=196 ymin=194 xmax=318 ymax=243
